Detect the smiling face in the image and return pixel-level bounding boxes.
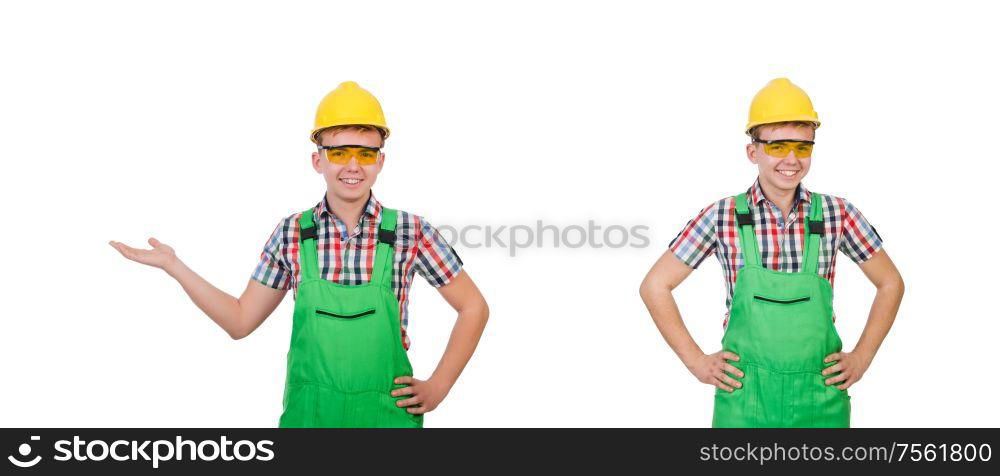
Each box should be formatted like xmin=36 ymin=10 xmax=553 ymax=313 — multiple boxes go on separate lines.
xmin=746 ymin=123 xmax=815 ymax=194
xmin=311 ymin=127 xmax=385 ymax=204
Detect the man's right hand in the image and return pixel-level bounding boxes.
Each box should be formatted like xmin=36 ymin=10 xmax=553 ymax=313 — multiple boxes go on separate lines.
xmin=109 ymin=236 xmax=287 ymax=339
xmin=690 ymin=351 xmax=744 ymax=392
xmin=109 ymin=237 xmax=179 ymax=272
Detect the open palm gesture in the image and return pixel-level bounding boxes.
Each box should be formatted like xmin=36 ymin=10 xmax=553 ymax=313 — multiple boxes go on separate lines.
xmin=109 ymin=237 xmax=178 ymax=270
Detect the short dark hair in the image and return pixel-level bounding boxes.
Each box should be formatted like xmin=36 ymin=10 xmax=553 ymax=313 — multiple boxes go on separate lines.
xmin=313 ymin=124 xmax=386 ymax=147
xmin=748 ymin=121 xmax=817 ymax=141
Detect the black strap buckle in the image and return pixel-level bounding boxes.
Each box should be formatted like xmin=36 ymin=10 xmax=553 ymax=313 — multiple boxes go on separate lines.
xmin=300 ymin=225 xmax=317 ymax=242
xmin=736 ymin=212 xmax=753 ymax=227
xmin=378 ymin=228 xmax=396 ymax=246
xmin=808 ymin=220 xmax=824 ymax=235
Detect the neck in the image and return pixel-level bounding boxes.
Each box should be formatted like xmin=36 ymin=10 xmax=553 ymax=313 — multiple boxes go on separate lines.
xmin=325 ymin=190 xmax=370 ymax=230
xmin=758 ymin=177 xmax=797 ymax=218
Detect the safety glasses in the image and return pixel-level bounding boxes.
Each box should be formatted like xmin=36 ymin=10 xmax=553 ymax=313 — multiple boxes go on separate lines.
xmin=753 ymin=139 xmax=814 ymax=159
xmin=318 ymin=145 xmax=382 ymax=165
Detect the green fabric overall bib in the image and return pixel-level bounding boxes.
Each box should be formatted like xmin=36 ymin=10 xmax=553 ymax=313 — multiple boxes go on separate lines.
xmin=712 ymin=192 xmax=850 ymax=428
xmin=278 ymin=207 xmax=422 ymax=428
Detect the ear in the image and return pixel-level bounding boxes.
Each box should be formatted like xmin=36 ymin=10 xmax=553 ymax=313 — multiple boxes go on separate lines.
xmin=376 ymin=152 xmax=385 ymax=172
xmin=746 ymin=142 xmax=759 ymax=165
xmin=312 ymin=150 xmax=323 ymax=173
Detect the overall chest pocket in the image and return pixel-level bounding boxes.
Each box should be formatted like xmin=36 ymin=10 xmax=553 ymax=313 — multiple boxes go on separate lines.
xmin=752 ymin=295 xmax=810 ymax=305
xmin=748 ymin=292 xmax=828 ymax=369
xmin=315 ymin=308 xmax=376 ymax=320
xmin=309 ymin=304 xmax=392 ymax=390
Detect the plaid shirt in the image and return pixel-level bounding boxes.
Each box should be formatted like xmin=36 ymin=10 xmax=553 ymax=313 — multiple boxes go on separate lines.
xmin=251 ymin=192 xmax=463 ymax=349
xmin=669 ymin=178 xmax=883 ymax=328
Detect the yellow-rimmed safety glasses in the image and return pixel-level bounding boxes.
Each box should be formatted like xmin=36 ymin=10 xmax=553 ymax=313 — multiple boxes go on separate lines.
xmin=753 ymin=139 xmax=814 ymax=159
xmin=319 ymin=145 xmax=382 ymax=165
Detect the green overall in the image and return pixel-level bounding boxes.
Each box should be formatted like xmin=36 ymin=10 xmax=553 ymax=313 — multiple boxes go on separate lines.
xmin=712 ymin=192 xmax=851 ymax=428
xmin=278 ymin=207 xmax=422 ymax=428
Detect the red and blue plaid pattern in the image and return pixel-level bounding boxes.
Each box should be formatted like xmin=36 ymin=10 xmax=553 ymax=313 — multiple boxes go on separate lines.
xmin=669 ymin=179 xmax=883 ymax=328
xmin=251 ymin=192 xmax=463 ymax=349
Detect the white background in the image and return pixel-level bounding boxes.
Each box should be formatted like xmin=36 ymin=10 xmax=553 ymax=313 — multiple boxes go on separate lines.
xmin=2 ymin=1 xmax=998 ymax=428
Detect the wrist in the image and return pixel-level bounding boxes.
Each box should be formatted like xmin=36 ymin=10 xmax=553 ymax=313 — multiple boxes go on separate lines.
xmin=427 ymin=374 xmax=457 ymax=393
xmin=681 ymin=351 xmax=705 ymax=371
xmin=162 ymin=256 xmax=185 ymax=277
xmin=851 ymin=346 xmax=876 ymax=365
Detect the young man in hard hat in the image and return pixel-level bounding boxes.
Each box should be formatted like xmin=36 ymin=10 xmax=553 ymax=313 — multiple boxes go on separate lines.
xmin=110 ymin=81 xmax=489 ymax=428
xmin=639 ymin=78 xmax=904 ymax=427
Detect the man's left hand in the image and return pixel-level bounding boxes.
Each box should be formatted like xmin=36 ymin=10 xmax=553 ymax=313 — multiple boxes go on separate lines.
xmin=821 ymin=351 xmax=872 ymax=390
xmin=391 ymin=376 xmax=450 ymax=414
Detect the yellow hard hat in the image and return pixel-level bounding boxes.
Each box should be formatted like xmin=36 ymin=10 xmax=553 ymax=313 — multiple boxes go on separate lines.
xmin=745 ymin=78 xmax=820 ymax=135
xmin=311 ymin=81 xmax=390 ymax=144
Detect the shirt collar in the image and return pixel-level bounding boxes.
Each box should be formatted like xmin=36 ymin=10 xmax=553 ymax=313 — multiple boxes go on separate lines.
xmin=747 ymin=177 xmax=810 ymax=209
xmin=315 ymin=190 xmax=381 ymax=224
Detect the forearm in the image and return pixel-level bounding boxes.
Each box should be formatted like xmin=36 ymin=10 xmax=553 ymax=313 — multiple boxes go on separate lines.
xmin=640 ymin=285 xmax=704 ymax=369
xmin=428 ymin=303 xmax=489 ymax=389
xmin=851 ymin=278 xmax=905 ymax=363
xmin=163 ymin=258 xmax=245 ymax=339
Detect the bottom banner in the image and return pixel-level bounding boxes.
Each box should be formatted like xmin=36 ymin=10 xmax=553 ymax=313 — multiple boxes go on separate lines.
xmin=2 ymin=428 xmax=996 ymax=474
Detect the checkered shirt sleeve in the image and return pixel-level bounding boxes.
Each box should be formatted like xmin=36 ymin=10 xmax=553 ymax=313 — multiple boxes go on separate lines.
xmin=411 ymin=216 xmax=463 ymax=287
xmin=838 ymin=198 xmax=883 ymax=264
xmin=668 ymin=201 xmax=720 ymax=269
xmin=251 ymin=218 xmax=293 ymax=290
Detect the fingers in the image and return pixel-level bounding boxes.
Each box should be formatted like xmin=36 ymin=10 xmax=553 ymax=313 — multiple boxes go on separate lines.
xmin=836 ymin=379 xmax=854 ymax=390
xmin=821 ymin=362 xmax=844 ymax=376
xmin=109 ymin=241 xmax=140 ymax=261
xmin=824 ymin=352 xmax=842 ymax=364
xmin=702 ymin=352 xmax=744 ymax=392
xmin=391 ymin=387 xmax=414 ymax=397
xmin=396 ymin=396 xmax=422 ymax=408
xmin=111 ymin=241 xmax=139 ymax=252
xmin=825 ymin=372 xmax=849 ymax=386
xmin=149 ymin=237 xmax=162 ymax=247
xmin=111 ymin=241 xmax=150 ymax=259
xmin=392 ymin=376 xmax=422 ymax=406
xmin=391 ymin=376 xmax=435 ymax=414
xmin=720 ymin=374 xmax=742 ymax=389
xmin=713 ymin=367 xmax=742 ymax=388
xmin=723 ymin=363 xmax=744 ymax=378
xmin=714 ymin=377 xmax=734 ymax=393
xmin=392 ymin=377 xmax=419 ymax=404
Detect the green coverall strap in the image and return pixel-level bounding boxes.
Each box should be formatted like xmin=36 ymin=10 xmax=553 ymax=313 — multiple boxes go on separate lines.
xmin=370 ymin=207 xmax=398 ymax=288
xmin=298 ymin=207 xmax=320 ymax=281
xmin=734 ymin=193 xmax=762 ymax=268
xmin=803 ymin=192 xmax=825 ymax=275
